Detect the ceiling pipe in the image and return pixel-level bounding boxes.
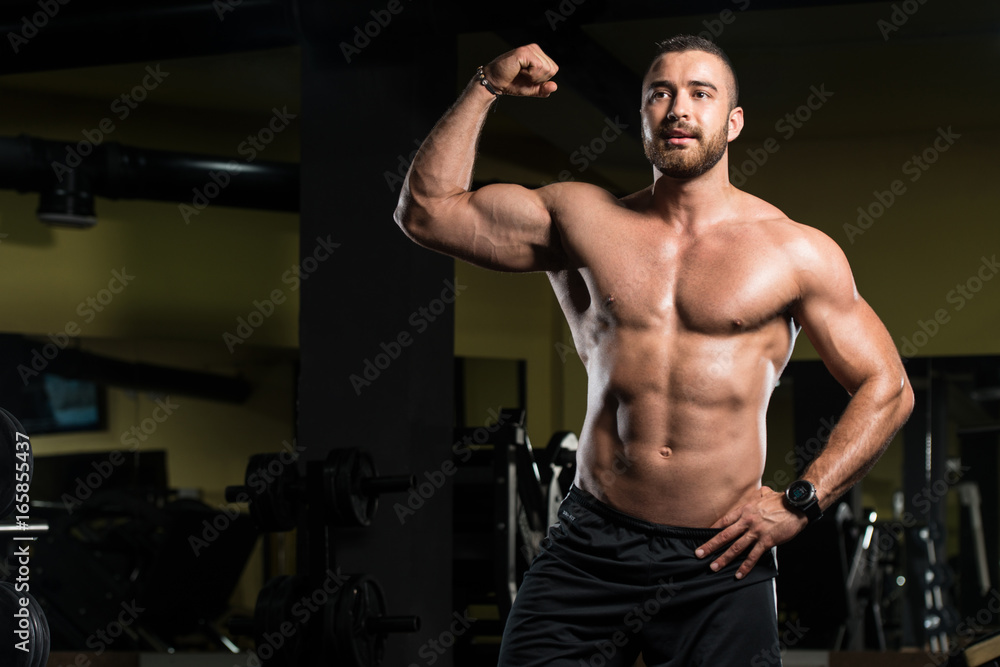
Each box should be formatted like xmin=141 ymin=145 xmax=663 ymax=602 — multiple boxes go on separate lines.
xmin=0 ymin=135 xmax=299 ymax=228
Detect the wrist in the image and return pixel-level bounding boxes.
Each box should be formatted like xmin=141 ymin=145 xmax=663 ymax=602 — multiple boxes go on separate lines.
xmin=783 ymin=479 xmax=823 ymax=524
xmin=465 ymin=73 xmax=501 ymax=108
xmin=475 ymin=65 xmax=503 ymax=97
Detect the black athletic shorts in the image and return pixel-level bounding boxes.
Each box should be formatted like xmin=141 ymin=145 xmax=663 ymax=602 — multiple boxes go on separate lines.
xmin=498 ymin=485 xmax=780 ymax=667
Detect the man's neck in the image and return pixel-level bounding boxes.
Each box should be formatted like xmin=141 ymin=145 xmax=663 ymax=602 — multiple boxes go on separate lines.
xmin=648 ymin=162 xmax=737 ymax=231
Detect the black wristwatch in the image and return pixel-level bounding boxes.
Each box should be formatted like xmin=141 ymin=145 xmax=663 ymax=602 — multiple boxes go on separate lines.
xmin=784 ymin=480 xmax=823 ymax=524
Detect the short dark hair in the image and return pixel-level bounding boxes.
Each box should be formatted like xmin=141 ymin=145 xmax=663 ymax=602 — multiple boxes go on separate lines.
xmin=648 ymin=35 xmax=740 ymax=109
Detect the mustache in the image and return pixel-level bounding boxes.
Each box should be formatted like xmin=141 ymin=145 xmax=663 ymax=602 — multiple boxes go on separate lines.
xmin=658 ymin=123 xmax=701 ymax=139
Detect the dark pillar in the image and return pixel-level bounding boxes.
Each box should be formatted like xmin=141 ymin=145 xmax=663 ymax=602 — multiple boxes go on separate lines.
xmin=298 ymin=39 xmax=455 ymax=667
xmin=901 ymin=360 xmax=953 ymax=649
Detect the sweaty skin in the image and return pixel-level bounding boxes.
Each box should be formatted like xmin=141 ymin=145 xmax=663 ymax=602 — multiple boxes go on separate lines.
xmin=395 ymin=44 xmax=913 ymax=578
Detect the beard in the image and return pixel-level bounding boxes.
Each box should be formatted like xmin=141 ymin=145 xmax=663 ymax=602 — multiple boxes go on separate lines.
xmin=643 ymin=121 xmax=729 ymax=179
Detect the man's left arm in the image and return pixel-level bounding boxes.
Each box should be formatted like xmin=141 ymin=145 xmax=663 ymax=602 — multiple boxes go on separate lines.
xmin=695 ymin=227 xmax=915 ymax=578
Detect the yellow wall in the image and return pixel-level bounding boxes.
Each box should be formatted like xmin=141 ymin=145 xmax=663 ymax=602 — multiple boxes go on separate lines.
xmin=0 ymin=66 xmax=302 ymax=615
xmin=0 ymin=81 xmax=301 ymax=346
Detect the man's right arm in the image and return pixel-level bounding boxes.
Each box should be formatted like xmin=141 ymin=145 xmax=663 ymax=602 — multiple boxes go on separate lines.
xmin=394 ymin=45 xmax=566 ymax=273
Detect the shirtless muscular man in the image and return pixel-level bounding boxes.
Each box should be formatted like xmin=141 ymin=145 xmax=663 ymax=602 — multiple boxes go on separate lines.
xmin=394 ymin=35 xmax=913 ymax=666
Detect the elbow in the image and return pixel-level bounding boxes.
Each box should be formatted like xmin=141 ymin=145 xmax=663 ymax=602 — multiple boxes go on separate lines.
xmin=393 ymin=194 xmax=430 ymax=245
xmin=895 ymin=373 xmax=915 ymax=425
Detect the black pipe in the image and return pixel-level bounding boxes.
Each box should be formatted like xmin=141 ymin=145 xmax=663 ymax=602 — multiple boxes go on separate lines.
xmin=23 ymin=340 xmax=254 ymax=404
xmin=0 ymin=135 xmax=298 ymax=226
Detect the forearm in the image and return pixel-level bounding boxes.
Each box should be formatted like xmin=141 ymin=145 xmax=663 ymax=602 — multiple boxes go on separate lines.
xmin=395 ymin=76 xmax=497 ymax=228
xmin=802 ymin=374 xmax=914 ymax=509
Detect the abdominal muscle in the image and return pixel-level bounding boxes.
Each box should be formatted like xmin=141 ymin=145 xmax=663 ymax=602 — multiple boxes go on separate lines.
xmin=572 ymin=326 xmax=786 ymax=528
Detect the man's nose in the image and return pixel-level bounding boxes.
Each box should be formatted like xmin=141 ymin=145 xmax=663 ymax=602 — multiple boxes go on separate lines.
xmin=667 ymin=95 xmax=690 ymax=120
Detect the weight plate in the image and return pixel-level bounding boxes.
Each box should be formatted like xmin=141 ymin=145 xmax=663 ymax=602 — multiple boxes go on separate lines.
xmin=281 ymin=575 xmax=310 ymax=665
xmin=350 ymin=452 xmax=378 ymax=527
xmin=25 ymin=591 xmax=49 ymax=667
xmin=0 ymin=407 xmax=30 ymax=520
xmin=255 ymin=575 xmax=288 ymax=661
xmin=329 ymin=574 xmax=386 ymax=667
xmin=0 ymin=582 xmax=48 ymax=667
xmin=328 ymin=449 xmax=377 ymax=527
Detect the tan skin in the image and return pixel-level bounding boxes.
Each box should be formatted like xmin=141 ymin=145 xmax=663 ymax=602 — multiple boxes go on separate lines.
xmin=395 ymin=44 xmax=914 ymax=579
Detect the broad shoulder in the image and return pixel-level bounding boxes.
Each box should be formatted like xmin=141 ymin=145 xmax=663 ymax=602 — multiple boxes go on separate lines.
xmin=738 ymin=193 xmax=848 ymax=270
xmin=726 ymin=192 xmax=857 ymax=303
xmin=536 ymin=181 xmax=636 ymax=219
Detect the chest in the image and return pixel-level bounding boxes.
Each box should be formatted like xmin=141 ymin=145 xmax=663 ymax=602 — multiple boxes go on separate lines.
xmin=564 ymin=223 xmax=799 ymax=334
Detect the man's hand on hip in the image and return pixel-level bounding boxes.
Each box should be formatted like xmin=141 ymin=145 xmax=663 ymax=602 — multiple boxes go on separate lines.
xmin=694 ymin=487 xmax=807 ymax=579
xmin=483 ymin=44 xmax=559 ymax=98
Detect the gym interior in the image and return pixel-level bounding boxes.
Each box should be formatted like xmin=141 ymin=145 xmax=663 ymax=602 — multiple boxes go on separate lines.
xmin=0 ymin=1 xmax=998 ymax=666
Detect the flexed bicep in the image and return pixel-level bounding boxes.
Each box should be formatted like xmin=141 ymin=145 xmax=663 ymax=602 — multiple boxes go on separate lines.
xmin=399 ymin=181 xmax=567 ymax=272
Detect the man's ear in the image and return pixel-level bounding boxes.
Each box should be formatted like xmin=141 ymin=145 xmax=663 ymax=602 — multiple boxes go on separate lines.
xmin=728 ymin=106 xmax=744 ymax=142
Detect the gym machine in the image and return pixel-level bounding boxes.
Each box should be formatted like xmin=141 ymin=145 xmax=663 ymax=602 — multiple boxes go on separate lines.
xmin=226 ymin=447 xmax=421 ymax=666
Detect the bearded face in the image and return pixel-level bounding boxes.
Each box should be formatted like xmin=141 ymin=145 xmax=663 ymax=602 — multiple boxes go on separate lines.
xmin=642 ymin=118 xmax=730 ymax=180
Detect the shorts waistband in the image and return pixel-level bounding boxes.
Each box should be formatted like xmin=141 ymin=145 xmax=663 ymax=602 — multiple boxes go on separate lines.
xmin=566 ymin=485 xmax=722 ymax=540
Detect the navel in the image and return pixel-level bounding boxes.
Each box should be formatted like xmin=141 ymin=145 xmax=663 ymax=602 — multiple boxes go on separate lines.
xmin=659 ymin=446 xmax=673 ymax=459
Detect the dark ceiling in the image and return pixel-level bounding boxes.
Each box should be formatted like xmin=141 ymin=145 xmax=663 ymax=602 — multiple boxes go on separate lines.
xmin=0 ymin=0 xmax=996 ymax=198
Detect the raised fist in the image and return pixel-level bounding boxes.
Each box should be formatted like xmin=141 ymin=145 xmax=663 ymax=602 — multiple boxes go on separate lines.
xmin=482 ymin=44 xmax=559 ymax=98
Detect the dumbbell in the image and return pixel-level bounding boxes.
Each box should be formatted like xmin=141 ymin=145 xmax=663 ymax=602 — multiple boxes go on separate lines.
xmin=226 ymin=453 xmax=301 ymax=532
xmin=325 ymin=574 xmax=421 ymax=667
xmin=0 ymin=408 xmax=32 ymax=519
xmin=323 ymin=448 xmax=414 ymax=527
xmin=0 ymin=582 xmax=50 ymax=667
xmin=226 ymin=448 xmax=414 ymax=531
xmin=229 ymin=572 xmax=420 ymax=667
xmin=229 ymin=575 xmax=312 ymax=666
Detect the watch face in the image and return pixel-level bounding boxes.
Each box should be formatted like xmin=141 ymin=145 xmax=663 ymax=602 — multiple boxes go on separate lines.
xmin=788 ymin=481 xmax=813 ymax=504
